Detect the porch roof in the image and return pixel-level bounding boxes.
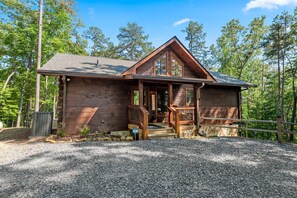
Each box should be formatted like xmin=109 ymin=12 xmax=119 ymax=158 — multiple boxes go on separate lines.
xmin=123 ymin=74 xmax=213 ymax=84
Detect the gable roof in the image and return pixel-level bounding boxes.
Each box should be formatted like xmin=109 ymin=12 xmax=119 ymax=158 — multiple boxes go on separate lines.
xmin=38 ymin=37 xmax=255 ymax=87
xmin=39 ymin=53 xmax=254 ymax=87
xmin=123 ymin=36 xmax=216 ymax=81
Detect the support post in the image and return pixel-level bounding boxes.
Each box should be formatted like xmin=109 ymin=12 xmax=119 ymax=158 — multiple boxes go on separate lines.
xmin=176 ymin=109 xmax=180 ymax=138
xmin=194 ymin=83 xmax=204 ymax=136
xmin=168 ymin=83 xmax=173 ymax=126
xmin=277 ymin=116 xmax=282 ymax=144
xmin=138 ymin=80 xmax=143 ymax=107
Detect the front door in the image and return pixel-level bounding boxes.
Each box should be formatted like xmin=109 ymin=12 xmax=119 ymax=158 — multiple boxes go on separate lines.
xmin=149 ymin=88 xmax=168 ymax=122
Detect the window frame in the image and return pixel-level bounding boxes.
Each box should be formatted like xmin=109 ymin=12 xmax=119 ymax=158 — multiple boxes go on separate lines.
xmin=171 ymin=53 xmax=184 ymax=77
xmin=154 ymin=53 xmax=168 ymax=76
xmin=185 ymin=88 xmax=194 ymax=107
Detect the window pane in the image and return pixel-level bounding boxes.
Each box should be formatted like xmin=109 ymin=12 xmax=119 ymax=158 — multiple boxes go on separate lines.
xmin=186 ymin=89 xmax=194 ymax=106
xmin=155 ymin=54 xmax=167 ymax=75
xmin=157 ymin=90 xmax=168 ymax=113
xmin=172 ymin=58 xmax=182 ymax=77
xmin=133 ymin=90 xmax=139 ymax=106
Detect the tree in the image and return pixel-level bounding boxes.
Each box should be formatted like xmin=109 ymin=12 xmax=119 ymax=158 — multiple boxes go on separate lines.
xmin=264 ymin=11 xmax=294 ymax=122
xmin=83 ymin=26 xmax=110 ymax=57
xmin=117 ymin=22 xmax=154 ymax=61
xmin=0 ymin=0 xmax=85 ymax=127
xmin=182 ymin=21 xmax=208 ymax=66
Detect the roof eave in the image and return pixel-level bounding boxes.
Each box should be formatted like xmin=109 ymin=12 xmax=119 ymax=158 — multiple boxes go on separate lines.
xmin=38 ymin=69 xmax=123 ymax=79
xmin=124 ymin=74 xmax=214 ymax=84
xmin=206 ymin=82 xmax=257 ymax=88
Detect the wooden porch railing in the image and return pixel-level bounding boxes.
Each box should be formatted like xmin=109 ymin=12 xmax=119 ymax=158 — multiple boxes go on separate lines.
xmin=128 ymin=105 xmax=149 ymax=140
xmin=168 ymin=106 xmax=195 ymax=138
xmin=201 ymin=117 xmax=297 ymax=143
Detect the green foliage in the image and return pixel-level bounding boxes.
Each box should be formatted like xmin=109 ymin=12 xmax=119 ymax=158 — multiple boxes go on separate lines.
xmin=117 ymin=22 xmax=154 ymax=61
xmin=182 ymin=21 xmax=208 ymax=67
xmin=57 ymin=122 xmax=68 ymax=138
xmin=83 ymin=26 xmax=110 ymax=57
xmin=80 ymin=124 xmax=91 ymax=137
xmin=0 ymin=0 xmax=86 ymax=127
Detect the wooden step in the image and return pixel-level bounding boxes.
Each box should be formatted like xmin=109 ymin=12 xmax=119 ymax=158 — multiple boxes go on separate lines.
xmin=148 ymin=132 xmax=176 ymax=140
xmin=148 ymin=127 xmax=174 ymax=135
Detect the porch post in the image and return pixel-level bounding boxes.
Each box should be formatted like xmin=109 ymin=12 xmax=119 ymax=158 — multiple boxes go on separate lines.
xmin=168 ymin=83 xmax=173 ymax=126
xmin=138 ymin=80 xmax=144 ymax=140
xmin=194 ymin=84 xmax=202 ymax=136
xmin=138 ymin=80 xmax=143 ymax=107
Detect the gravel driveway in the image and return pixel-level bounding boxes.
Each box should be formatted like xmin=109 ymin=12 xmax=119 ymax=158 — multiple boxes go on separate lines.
xmin=0 ymin=138 xmax=297 ymax=198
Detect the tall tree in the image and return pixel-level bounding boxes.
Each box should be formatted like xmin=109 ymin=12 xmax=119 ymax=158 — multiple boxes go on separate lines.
xmin=182 ymin=21 xmax=208 ymax=66
xmin=264 ymin=12 xmax=293 ymax=120
xmin=214 ymin=17 xmax=266 ymax=79
xmin=117 ymin=22 xmax=154 ymax=61
xmin=83 ymin=26 xmax=110 ymax=57
xmin=35 ymin=0 xmax=43 ymax=113
xmin=0 ymin=0 xmax=85 ymax=127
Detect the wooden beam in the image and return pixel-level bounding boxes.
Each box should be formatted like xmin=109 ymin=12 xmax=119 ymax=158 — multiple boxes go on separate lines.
xmin=176 ymin=110 xmax=180 ymax=138
xmin=195 ymin=83 xmax=204 ymax=136
xmin=168 ymin=83 xmax=173 ymax=105
xmin=168 ymin=83 xmax=173 ymax=126
xmin=238 ymin=89 xmax=242 ymax=119
xmin=138 ymin=80 xmax=143 ymax=107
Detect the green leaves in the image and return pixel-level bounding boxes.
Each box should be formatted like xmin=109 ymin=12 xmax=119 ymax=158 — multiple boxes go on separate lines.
xmin=182 ymin=21 xmax=208 ymax=67
xmin=117 ymin=22 xmax=154 ymax=61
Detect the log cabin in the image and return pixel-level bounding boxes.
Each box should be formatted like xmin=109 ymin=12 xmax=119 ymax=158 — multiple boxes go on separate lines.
xmin=39 ymin=37 xmax=254 ymax=139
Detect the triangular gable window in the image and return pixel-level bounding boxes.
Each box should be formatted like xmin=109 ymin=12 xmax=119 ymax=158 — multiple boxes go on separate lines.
xmin=171 ymin=53 xmax=183 ymax=77
xmin=155 ymin=54 xmax=167 ymax=76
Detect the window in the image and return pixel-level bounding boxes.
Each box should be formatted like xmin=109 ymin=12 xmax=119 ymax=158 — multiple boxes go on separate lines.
xmin=157 ymin=89 xmax=168 ymax=113
xmin=172 ymin=57 xmax=182 ymax=77
xmin=133 ymin=90 xmax=139 ymax=106
xmin=132 ymin=88 xmax=147 ymax=106
xmin=155 ymin=54 xmax=167 ymax=75
xmin=186 ymin=89 xmax=194 ymax=107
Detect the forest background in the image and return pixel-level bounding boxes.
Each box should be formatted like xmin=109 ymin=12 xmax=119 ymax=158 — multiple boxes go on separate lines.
xmin=0 ymin=0 xmax=296 ymax=142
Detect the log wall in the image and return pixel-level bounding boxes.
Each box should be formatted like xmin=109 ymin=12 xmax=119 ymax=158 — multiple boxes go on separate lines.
xmin=200 ymin=86 xmax=240 ymax=124
xmin=64 ymin=77 xmax=131 ymax=134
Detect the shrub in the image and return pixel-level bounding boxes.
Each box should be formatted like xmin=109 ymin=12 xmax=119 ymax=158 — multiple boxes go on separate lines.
xmin=80 ymin=125 xmax=91 ymax=137
xmin=57 ymin=123 xmax=67 ymax=138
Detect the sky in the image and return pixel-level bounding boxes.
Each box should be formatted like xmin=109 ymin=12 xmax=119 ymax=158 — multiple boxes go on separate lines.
xmin=75 ymin=0 xmax=297 ymax=47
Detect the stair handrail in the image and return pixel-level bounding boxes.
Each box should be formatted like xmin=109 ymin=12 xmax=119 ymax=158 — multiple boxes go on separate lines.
xmin=168 ymin=106 xmax=180 ymax=137
xmin=140 ymin=106 xmax=149 ymax=140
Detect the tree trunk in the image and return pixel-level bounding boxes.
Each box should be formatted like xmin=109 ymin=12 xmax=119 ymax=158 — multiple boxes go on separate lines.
xmin=289 ymin=96 xmax=297 ymax=141
xmin=277 ymin=27 xmax=281 ymax=116
xmin=24 ymin=97 xmax=31 ymax=127
xmin=16 ymin=80 xmax=26 ymax=127
xmin=1 ymin=71 xmax=15 ymax=94
xmin=53 ymin=94 xmax=56 ymax=119
xmin=35 ymin=0 xmax=43 ymax=112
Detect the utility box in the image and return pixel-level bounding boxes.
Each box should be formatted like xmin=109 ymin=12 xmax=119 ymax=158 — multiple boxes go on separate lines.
xmin=32 ymin=112 xmax=53 ymax=136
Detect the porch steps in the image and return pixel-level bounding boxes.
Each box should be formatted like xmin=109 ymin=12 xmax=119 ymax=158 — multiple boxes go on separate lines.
xmin=148 ymin=132 xmax=176 ymax=140
xmin=148 ymin=126 xmax=176 ymax=140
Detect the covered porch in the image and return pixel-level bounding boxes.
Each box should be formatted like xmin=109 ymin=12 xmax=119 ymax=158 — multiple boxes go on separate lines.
xmin=126 ymin=76 xmax=211 ymax=140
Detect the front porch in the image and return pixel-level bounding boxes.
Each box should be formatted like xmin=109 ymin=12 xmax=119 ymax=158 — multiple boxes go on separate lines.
xmin=127 ymin=80 xmax=204 ymax=140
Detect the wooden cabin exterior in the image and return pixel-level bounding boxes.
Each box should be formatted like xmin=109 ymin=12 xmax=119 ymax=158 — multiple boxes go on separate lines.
xmin=39 ymin=37 xmax=254 ymax=139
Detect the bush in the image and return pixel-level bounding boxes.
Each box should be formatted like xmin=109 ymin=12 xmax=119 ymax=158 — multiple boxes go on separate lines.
xmin=57 ymin=123 xmax=67 ymax=138
xmin=80 ymin=125 xmax=91 ymax=137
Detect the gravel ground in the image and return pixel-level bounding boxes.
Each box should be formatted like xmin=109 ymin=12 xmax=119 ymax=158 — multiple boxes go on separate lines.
xmin=0 ymin=138 xmax=297 ymax=198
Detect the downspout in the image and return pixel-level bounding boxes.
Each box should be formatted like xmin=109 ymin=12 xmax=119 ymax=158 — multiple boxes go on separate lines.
xmin=196 ymin=83 xmax=205 ymax=135
xmin=239 ymin=87 xmax=249 ymax=119
xmin=62 ymin=76 xmax=67 ymax=124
